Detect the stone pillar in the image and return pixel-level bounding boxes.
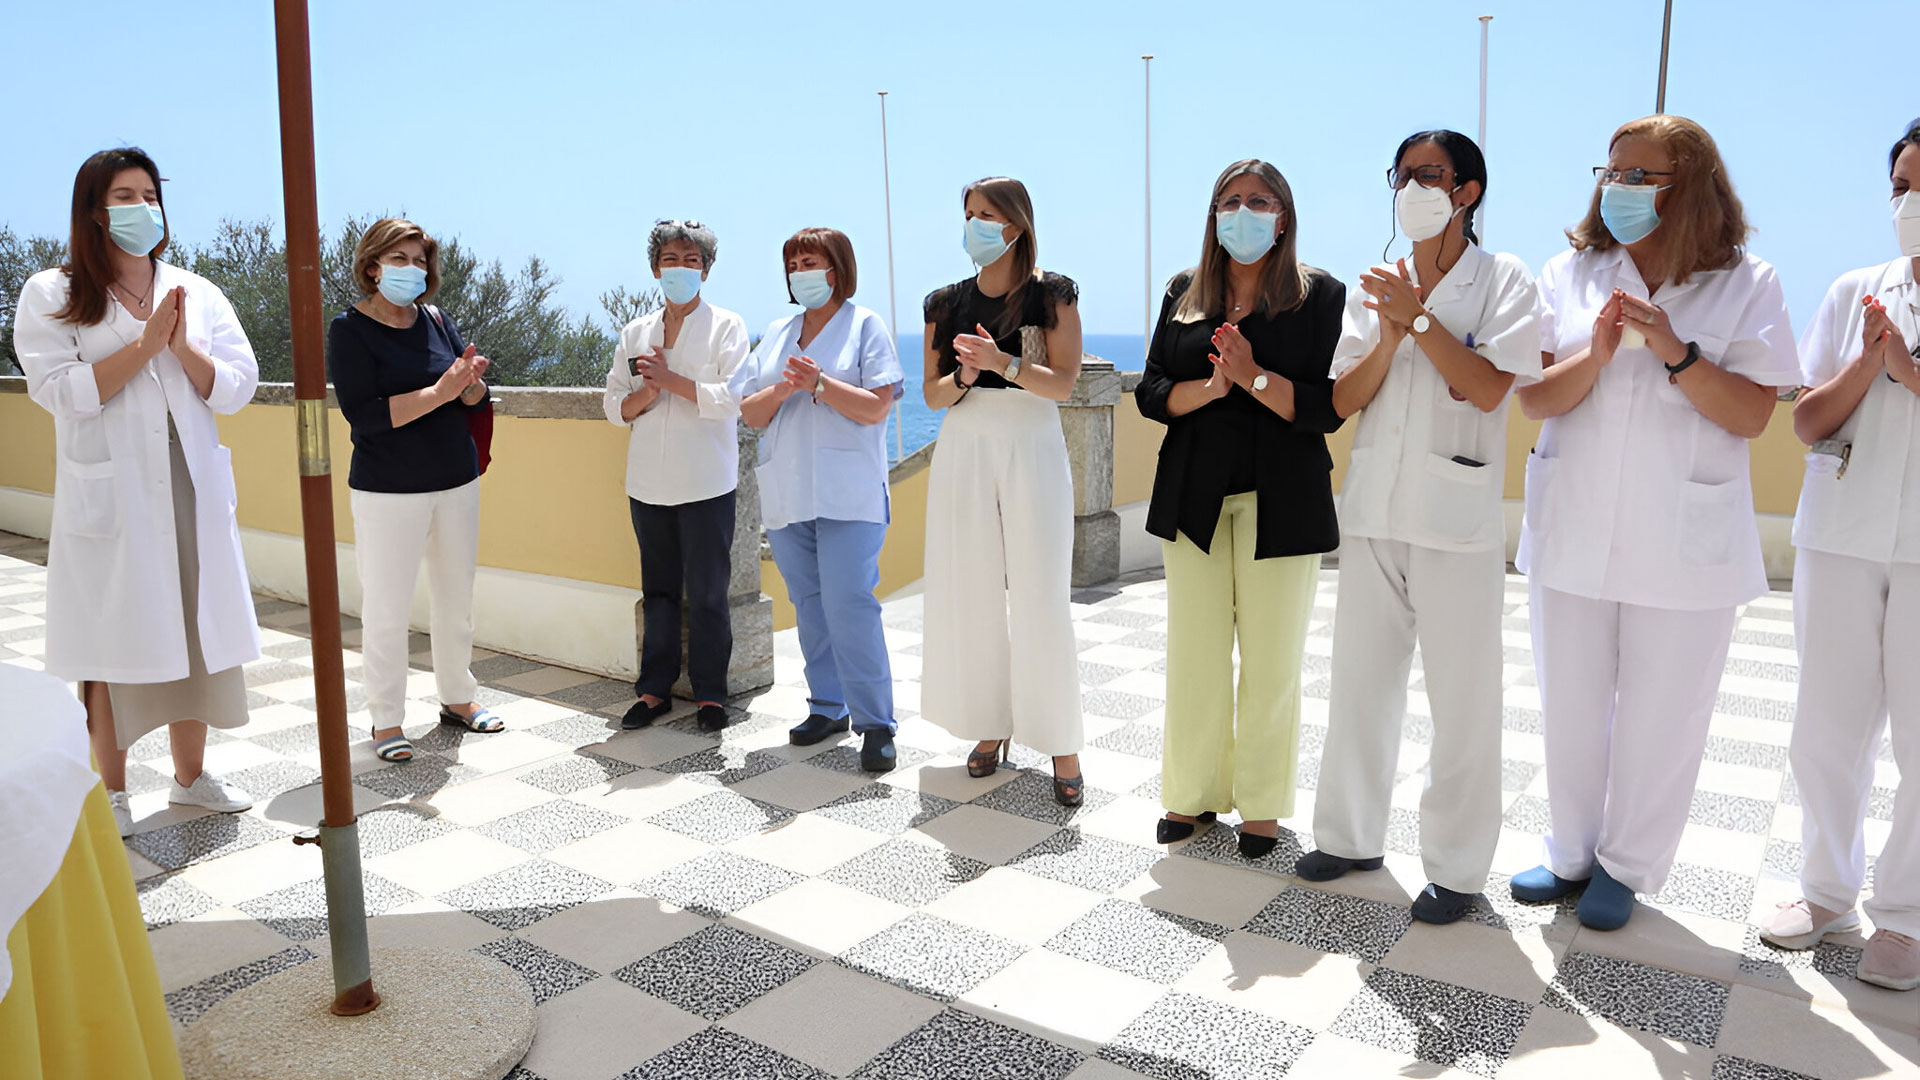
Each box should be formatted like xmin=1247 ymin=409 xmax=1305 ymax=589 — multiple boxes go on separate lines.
xmin=1059 ymin=357 xmax=1121 ymax=587
xmin=658 ymin=424 xmax=775 ymax=700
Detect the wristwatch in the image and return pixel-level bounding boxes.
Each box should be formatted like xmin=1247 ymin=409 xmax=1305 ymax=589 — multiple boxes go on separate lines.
xmin=1004 ymin=355 xmax=1023 ymax=381
xmin=813 ymin=372 xmax=827 ymax=397
xmin=1251 ymin=373 xmax=1269 ymax=392
xmin=1410 ymin=312 xmax=1432 ymax=334
xmin=1664 ymin=340 xmax=1702 ymax=383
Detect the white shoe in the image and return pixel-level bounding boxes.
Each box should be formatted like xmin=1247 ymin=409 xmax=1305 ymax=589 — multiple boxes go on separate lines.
xmin=168 ymin=771 xmax=253 ymax=813
xmin=108 ymin=790 xmax=134 ymax=838
xmin=1758 ymin=898 xmax=1860 ymax=950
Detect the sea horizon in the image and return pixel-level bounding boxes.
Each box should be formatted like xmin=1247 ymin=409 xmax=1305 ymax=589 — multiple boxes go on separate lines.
xmin=887 ymin=332 xmax=1145 ymax=460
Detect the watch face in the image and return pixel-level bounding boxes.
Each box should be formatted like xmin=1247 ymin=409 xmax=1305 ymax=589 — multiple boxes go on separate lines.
xmin=1412 ymin=314 xmax=1431 ymax=334
xmin=1252 ymin=374 xmax=1268 ymax=391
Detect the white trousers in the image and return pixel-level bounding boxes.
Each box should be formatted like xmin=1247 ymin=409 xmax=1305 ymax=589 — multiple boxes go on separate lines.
xmin=351 ymin=480 xmax=481 ymax=730
xmin=1533 ymin=584 xmax=1736 ymax=895
xmin=1791 ymin=549 xmax=1920 ymax=937
xmin=922 ymin=389 xmax=1083 ymax=756
xmin=1316 ymin=538 xmax=1507 ymax=893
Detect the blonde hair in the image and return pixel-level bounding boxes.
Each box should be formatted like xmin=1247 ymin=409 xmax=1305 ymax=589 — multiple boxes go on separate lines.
xmin=1175 ymin=159 xmax=1310 ymax=322
xmin=353 ymin=217 xmax=442 ymax=301
xmin=1567 ymin=115 xmax=1748 ymax=286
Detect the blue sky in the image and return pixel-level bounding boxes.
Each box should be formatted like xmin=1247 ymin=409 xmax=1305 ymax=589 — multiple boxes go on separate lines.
xmin=3 ymin=0 xmax=1912 ymax=351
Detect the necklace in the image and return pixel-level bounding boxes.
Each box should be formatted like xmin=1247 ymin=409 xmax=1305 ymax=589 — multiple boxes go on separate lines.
xmin=112 ymin=265 xmax=157 ymax=312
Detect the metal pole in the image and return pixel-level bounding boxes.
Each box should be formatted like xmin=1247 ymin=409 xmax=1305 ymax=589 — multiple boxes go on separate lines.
xmin=1477 ymin=16 xmax=1491 ymax=242
xmin=879 ymin=91 xmax=902 ymax=462
xmin=273 ymin=0 xmax=378 ymax=1018
xmin=1656 ymin=0 xmax=1673 ymax=113
xmin=1143 ymin=55 xmax=1153 ymax=358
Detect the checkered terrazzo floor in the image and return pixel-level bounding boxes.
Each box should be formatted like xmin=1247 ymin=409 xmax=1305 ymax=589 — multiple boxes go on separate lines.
xmin=0 ymin=529 xmax=1912 ymax=1079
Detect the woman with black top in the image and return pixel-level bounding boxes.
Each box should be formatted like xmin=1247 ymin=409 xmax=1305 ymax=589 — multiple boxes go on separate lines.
xmin=1135 ymin=159 xmax=1346 ymax=856
xmin=328 ymin=217 xmax=507 ymax=763
xmin=921 ymin=176 xmax=1086 ymax=806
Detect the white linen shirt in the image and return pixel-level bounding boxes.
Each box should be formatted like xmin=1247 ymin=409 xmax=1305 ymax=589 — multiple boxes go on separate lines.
xmin=1332 ymin=244 xmax=1542 ymax=552
xmin=13 ymin=261 xmax=262 ymax=682
xmin=1516 ymin=247 xmax=1801 ymax=610
xmin=1791 ymin=256 xmax=1920 ymax=564
xmin=729 ymin=303 xmax=903 ymax=531
xmin=602 ymin=300 xmax=749 ymax=506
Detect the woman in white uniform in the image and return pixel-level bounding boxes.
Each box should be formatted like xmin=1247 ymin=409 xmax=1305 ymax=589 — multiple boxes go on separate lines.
xmin=1759 ymin=118 xmax=1920 ymax=991
xmin=13 ymin=148 xmax=261 ymax=836
xmin=1299 ymin=130 xmax=1541 ymax=925
xmin=1512 ymin=116 xmax=1799 ymax=931
xmin=921 ymin=176 xmax=1086 ymax=806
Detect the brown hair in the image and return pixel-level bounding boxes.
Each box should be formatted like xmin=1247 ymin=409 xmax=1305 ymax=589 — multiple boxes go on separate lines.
xmin=962 ymin=177 xmax=1040 ymax=334
xmin=1175 ymin=159 xmax=1311 ymax=323
xmin=782 ymin=227 xmax=857 ymax=304
xmin=56 ymin=148 xmax=168 ymax=327
xmin=1567 ymin=115 xmax=1748 ymax=286
xmin=353 ymin=217 xmax=442 ymax=301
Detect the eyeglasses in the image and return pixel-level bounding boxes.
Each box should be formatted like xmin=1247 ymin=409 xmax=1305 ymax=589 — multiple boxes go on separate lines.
xmin=1387 ymin=166 xmax=1453 ymax=190
xmin=1592 ymin=167 xmax=1674 ymax=185
xmin=654 ymin=218 xmax=706 ymax=230
xmin=1214 ymin=194 xmax=1282 ymax=215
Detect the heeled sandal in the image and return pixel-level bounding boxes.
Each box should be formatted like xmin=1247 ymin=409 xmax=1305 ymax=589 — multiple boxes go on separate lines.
xmin=967 ymin=740 xmax=1010 ymax=779
xmin=1051 ymin=771 xmax=1085 ymax=808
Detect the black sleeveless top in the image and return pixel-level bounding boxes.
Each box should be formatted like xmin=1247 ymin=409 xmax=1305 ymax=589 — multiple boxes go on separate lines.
xmin=922 ymin=271 xmax=1078 ymax=391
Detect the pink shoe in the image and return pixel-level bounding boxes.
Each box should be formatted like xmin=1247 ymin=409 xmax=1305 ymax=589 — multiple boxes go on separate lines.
xmin=1859 ymin=930 xmax=1920 ymax=991
xmin=1758 ymin=898 xmax=1859 ymax=950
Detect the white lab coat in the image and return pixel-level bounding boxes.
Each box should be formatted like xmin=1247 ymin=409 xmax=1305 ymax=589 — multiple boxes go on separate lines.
xmin=13 ymin=262 xmax=261 ymax=684
xmin=601 ymin=300 xmax=750 ymax=507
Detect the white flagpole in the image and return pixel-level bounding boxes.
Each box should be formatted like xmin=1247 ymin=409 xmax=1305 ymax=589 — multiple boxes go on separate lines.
xmin=1477 ymin=16 xmax=1491 ymax=242
xmin=1143 ymin=55 xmax=1154 ymax=359
xmin=879 ymin=90 xmax=902 ymax=462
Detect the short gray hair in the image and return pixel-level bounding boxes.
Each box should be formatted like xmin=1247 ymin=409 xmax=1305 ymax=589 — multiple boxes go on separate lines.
xmin=647 ymin=219 xmax=718 ymax=271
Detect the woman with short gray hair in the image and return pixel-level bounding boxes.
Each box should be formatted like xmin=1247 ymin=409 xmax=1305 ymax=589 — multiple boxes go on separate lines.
xmin=605 ymin=218 xmax=750 ymax=732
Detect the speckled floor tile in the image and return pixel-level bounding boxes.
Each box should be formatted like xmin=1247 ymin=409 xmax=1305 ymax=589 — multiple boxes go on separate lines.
xmin=638 ymin=849 xmax=801 ymax=918
xmin=1544 ymin=950 xmax=1730 ymax=1048
xmin=614 ymin=923 xmax=817 ymax=1020
xmin=838 ymin=913 xmax=1026 ymax=1001
xmin=1045 ymin=899 xmax=1228 ymax=984
xmin=1328 ymin=966 xmax=1532 ymax=1077
xmin=823 ymin=837 xmax=989 ymax=906
xmin=814 ymin=783 xmax=961 ymax=835
xmin=1100 ymin=990 xmax=1314 ymax=1080
xmin=477 ymin=798 xmax=629 ymax=854
xmin=647 ymin=789 xmax=795 ymax=845
xmin=475 ymin=934 xmax=601 ymax=1004
xmin=1008 ymin=829 xmax=1161 ymax=894
xmin=438 ymin=859 xmax=615 ymax=931
xmin=1244 ymin=886 xmax=1412 ymax=964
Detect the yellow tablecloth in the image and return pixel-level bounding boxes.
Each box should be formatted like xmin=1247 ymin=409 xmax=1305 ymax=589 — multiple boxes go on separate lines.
xmin=0 ymin=780 xmax=183 ymax=1080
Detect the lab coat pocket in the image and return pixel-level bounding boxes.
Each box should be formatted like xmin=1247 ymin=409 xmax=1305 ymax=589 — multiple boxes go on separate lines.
xmin=213 ymin=444 xmax=240 ymax=513
xmin=1522 ymin=452 xmax=1554 ymax=539
xmin=1678 ymin=478 xmax=1741 ymax=566
xmin=56 ymin=458 xmax=121 ymax=539
xmin=1422 ymin=453 xmax=1497 ymax=546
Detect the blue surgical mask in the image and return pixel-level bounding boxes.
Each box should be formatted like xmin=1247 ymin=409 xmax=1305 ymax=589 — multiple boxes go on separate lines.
xmin=107 ymin=202 xmax=165 ymax=256
xmin=1599 ymin=182 xmax=1666 ymax=245
xmin=963 ymin=217 xmax=1010 ymax=267
xmin=1214 ymin=207 xmax=1279 ymax=265
xmin=789 ymin=269 xmax=834 ymax=309
xmin=376 ymin=263 xmax=426 ymax=306
xmin=658 ymin=266 xmax=703 ymax=305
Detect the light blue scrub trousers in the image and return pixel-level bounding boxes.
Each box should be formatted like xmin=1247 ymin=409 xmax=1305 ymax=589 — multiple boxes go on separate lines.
xmin=767 ymin=518 xmax=896 ymax=734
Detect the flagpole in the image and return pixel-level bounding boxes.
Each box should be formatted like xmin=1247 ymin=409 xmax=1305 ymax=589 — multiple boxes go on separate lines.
xmin=1142 ymin=54 xmax=1153 ymax=361
xmin=878 ymin=91 xmax=902 ymax=461
xmin=1477 ymin=16 xmax=1491 ymax=241
xmin=1655 ymin=0 xmax=1673 ymax=112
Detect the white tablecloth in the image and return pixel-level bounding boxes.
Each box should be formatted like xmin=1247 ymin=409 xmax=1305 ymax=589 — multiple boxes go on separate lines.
xmin=0 ymin=667 xmax=96 ymax=998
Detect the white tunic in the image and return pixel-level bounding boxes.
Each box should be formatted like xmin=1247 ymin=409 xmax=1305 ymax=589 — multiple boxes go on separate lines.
xmin=1516 ymin=247 xmax=1800 ymax=611
xmin=1790 ymin=256 xmax=1920 ymax=564
xmin=13 ymin=262 xmax=262 ymax=683
xmin=601 ymin=300 xmax=750 ymax=507
xmin=1332 ymin=244 xmax=1543 ymax=552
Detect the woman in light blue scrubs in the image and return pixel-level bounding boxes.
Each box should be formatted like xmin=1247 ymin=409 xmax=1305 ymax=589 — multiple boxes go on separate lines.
xmin=734 ymin=227 xmax=905 ymax=772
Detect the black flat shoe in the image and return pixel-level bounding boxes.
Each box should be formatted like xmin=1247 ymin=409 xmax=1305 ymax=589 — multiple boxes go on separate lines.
xmin=1411 ymin=883 xmax=1480 ymax=925
xmin=860 ymin=730 xmax=897 ymax=773
xmin=621 ymin=698 xmax=672 ymax=730
xmin=1155 ymin=811 xmax=1217 ymax=844
xmin=697 ymin=704 xmax=730 ymax=733
xmin=1294 ymin=850 xmax=1386 ymax=882
xmin=789 ymin=713 xmax=851 ymax=746
xmin=1238 ymin=830 xmax=1281 ymax=859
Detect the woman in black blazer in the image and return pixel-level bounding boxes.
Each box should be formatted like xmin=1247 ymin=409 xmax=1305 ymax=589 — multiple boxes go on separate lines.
xmin=1134 ymin=158 xmax=1346 ymax=858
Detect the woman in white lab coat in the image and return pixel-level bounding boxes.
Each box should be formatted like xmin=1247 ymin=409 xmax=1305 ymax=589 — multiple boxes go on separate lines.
xmin=1511 ymin=116 xmax=1799 ymax=930
xmin=13 ymin=148 xmax=262 ymax=837
xmin=1301 ymin=130 xmax=1540 ymax=924
xmin=1760 ymin=118 xmax=1920 ymax=991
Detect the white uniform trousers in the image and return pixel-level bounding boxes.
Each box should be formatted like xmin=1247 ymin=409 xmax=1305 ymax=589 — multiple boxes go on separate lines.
xmin=1791 ymin=549 xmax=1920 ymax=937
xmin=1316 ymin=538 xmax=1507 ymax=894
xmin=1532 ymin=584 xmax=1736 ymax=895
xmin=351 ymin=479 xmax=482 ymax=731
xmin=922 ymin=389 xmax=1083 ymax=756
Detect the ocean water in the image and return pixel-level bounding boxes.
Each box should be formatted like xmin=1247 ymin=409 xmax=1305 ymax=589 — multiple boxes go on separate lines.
xmin=888 ymin=332 xmax=1146 ymax=460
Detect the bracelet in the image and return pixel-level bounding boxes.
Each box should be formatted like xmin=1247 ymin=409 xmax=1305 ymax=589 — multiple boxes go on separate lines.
xmin=1664 ymin=340 xmax=1702 ymax=384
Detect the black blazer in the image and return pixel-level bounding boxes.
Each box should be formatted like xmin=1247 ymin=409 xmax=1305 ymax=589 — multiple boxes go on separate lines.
xmin=1133 ymin=267 xmax=1346 ymax=560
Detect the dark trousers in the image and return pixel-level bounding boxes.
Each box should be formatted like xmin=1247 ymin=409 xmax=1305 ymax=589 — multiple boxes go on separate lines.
xmin=630 ymin=491 xmax=736 ymax=703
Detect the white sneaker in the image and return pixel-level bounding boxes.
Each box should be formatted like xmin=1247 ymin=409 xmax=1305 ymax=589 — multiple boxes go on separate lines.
xmin=1758 ymin=898 xmax=1860 ymax=950
xmin=168 ymin=771 xmax=253 ymax=813
xmin=108 ymin=789 xmax=134 ymax=838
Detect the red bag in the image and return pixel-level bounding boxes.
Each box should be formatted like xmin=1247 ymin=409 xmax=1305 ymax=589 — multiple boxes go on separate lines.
xmin=425 ymin=305 xmax=495 ymax=476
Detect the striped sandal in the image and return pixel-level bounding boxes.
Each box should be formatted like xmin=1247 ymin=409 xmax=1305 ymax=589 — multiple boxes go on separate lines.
xmin=371 ymin=728 xmax=415 ymax=763
xmin=440 ymin=705 xmax=505 ymax=733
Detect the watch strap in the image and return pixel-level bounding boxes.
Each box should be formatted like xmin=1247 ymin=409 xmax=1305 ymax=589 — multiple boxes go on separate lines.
xmin=1665 ymin=340 xmax=1702 ymax=383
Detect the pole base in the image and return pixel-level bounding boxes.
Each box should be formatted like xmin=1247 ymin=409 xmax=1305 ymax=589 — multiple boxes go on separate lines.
xmin=177 ymin=946 xmax=534 ymax=1080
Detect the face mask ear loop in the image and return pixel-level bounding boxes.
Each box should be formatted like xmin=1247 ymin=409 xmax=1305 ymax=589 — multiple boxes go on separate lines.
xmin=1382 ymin=167 xmax=1402 ymax=263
